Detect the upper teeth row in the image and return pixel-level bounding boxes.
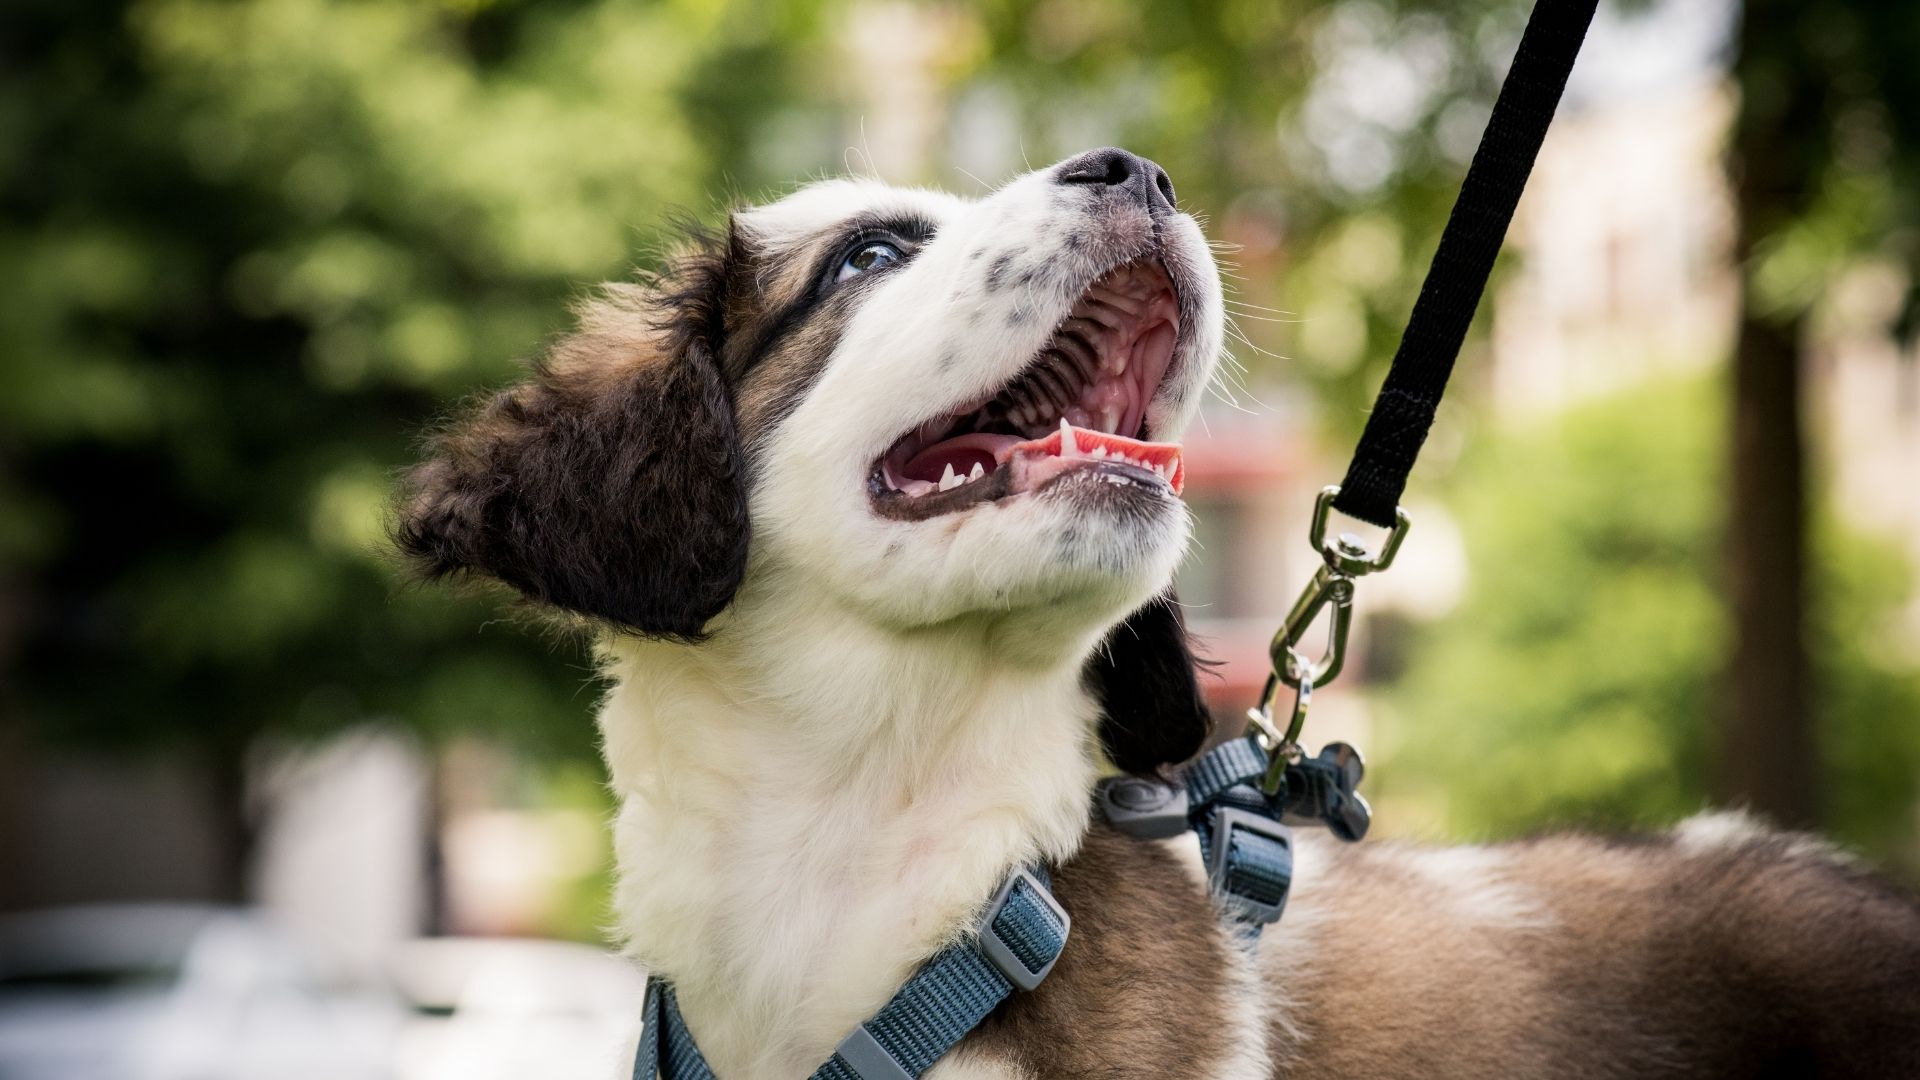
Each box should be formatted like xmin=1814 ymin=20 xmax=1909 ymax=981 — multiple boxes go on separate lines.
xmin=938 ymin=461 xmax=988 ymax=492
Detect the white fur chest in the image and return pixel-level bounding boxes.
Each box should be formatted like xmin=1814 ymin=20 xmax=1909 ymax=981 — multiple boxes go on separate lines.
xmin=596 ymin=619 xmax=1100 ymax=1078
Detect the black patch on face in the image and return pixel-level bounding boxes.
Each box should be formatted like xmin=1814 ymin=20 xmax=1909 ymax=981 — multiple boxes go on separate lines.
xmin=1085 ymin=590 xmax=1214 ymax=775
xmin=727 ymin=215 xmax=930 ymax=377
xmin=986 ymin=252 xmax=1014 ymax=290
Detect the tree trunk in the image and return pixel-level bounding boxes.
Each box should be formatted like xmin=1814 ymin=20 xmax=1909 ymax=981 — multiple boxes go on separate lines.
xmin=1723 ymin=308 xmax=1814 ymax=826
xmin=1722 ymin=1 xmax=1822 ymax=827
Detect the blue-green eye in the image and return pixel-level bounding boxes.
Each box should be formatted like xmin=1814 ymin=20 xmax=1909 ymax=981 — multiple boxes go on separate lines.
xmin=836 ymin=240 xmax=903 ymax=282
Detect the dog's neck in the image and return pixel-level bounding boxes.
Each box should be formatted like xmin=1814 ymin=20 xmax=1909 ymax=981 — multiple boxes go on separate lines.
xmin=597 ymin=582 xmax=1115 ymax=1077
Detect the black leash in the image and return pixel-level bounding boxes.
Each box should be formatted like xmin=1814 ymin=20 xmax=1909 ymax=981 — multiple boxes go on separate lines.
xmin=1246 ymin=0 xmax=1598 ymax=807
xmin=1333 ymin=0 xmax=1600 ymax=530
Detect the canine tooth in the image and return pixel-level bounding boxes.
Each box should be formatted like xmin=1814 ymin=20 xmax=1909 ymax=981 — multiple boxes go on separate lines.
xmin=969 ymin=461 xmax=985 ymax=481
xmin=1060 ymin=419 xmax=1078 ymax=456
xmin=1101 ymin=405 xmax=1121 ymax=433
xmin=939 ymin=464 xmax=962 ymax=492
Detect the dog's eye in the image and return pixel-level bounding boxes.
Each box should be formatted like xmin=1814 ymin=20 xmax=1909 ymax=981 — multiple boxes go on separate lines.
xmin=835 ymin=240 xmax=904 ymax=283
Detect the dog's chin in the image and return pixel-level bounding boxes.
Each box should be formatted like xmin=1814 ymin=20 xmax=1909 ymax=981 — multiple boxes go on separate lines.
xmin=820 ymin=477 xmax=1189 ymax=650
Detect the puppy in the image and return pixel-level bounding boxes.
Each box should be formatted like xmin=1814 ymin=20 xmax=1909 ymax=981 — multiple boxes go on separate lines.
xmin=397 ymin=149 xmax=1920 ymax=1078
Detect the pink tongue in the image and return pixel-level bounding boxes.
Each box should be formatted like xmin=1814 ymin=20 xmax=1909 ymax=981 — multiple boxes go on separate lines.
xmin=900 ymin=433 xmax=1023 ymax=483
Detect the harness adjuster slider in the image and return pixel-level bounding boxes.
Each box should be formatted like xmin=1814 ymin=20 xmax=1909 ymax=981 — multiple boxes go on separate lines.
xmin=1206 ymin=807 xmax=1293 ymax=926
xmin=976 ymin=867 xmax=1070 ymax=992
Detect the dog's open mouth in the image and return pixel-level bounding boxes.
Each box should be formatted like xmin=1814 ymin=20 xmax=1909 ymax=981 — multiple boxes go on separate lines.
xmin=871 ymin=258 xmax=1182 ymax=519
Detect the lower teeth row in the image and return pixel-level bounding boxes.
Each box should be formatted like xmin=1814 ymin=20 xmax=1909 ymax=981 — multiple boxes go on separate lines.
xmin=937 ymin=461 xmax=988 ymax=492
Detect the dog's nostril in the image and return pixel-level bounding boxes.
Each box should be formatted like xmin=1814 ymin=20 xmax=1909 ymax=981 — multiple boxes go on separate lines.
xmin=1152 ymin=167 xmax=1176 ymax=208
xmin=1057 ymin=147 xmax=1137 ymax=188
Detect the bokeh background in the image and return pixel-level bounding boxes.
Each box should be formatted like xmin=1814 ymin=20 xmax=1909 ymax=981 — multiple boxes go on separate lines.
xmin=3 ymin=0 xmax=1918 ymax=1076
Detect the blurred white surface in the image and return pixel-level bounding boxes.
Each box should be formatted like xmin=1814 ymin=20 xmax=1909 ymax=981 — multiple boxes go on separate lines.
xmin=389 ymin=936 xmax=645 ymax=1080
xmin=0 ymin=905 xmax=645 ymax=1080
xmin=0 ymin=904 xmax=397 ymax=1080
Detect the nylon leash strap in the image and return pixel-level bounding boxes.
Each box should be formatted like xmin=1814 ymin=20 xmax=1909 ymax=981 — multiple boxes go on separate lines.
xmin=1246 ymin=0 xmax=1598 ymax=794
xmin=1334 ymin=0 xmax=1600 ymax=528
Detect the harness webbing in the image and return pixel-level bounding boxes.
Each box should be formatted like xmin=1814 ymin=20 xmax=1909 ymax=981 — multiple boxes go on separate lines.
xmin=1332 ymin=0 xmax=1600 ymax=529
xmin=635 ymin=866 xmax=1068 ymax=1080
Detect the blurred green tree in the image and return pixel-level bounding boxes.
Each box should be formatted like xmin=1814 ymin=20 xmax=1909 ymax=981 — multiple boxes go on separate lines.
xmin=0 ymin=0 xmax=827 ymax=895
xmin=1379 ymin=378 xmax=1920 ymax=871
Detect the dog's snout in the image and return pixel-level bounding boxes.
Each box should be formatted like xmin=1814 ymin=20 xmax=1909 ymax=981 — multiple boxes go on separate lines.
xmin=1055 ymin=147 xmax=1176 ymax=217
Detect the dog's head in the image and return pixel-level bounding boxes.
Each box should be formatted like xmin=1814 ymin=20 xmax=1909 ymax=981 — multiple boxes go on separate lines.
xmin=399 ymin=149 xmax=1224 ymax=772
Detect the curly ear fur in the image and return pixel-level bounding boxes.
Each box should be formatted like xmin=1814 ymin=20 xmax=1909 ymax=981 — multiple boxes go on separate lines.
xmin=1087 ymin=590 xmax=1215 ymax=775
xmin=396 ymin=254 xmax=748 ymax=640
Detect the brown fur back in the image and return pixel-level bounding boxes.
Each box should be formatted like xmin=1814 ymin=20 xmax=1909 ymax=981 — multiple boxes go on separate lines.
xmin=969 ymin=814 xmax=1920 ymax=1078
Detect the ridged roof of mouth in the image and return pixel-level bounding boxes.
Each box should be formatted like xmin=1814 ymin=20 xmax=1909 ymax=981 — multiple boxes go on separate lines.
xmin=871 ymin=257 xmax=1184 ymax=519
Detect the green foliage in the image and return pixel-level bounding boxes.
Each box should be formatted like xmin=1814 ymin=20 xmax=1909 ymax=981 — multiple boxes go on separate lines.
xmin=0 ymin=0 xmax=829 ymax=764
xmin=1376 ymin=378 xmax=1920 ymax=869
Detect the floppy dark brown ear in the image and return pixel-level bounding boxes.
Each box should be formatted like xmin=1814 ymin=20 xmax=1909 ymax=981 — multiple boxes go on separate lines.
xmin=396 ymin=270 xmax=748 ymax=640
xmin=1087 ymin=590 xmax=1215 ymax=775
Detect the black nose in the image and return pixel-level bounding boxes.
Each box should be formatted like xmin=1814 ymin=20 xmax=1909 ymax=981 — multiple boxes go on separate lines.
xmin=1054 ymin=147 xmax=1177 ymax=217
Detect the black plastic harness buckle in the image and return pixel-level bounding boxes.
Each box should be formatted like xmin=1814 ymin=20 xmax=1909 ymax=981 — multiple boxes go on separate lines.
xmin=1096 ymin=776 xmax=1191 ymax=839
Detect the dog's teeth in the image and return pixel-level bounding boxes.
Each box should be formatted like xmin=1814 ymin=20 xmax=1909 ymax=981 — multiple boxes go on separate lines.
xmin=1101 ymin=405 xmax=1121 ymax=433
xmin=1092 ymin=446 xmax=1107 ymax=459
xmin=969 ymin=461 xmax=985 ymax=481
xmin=1059 ymin=419 xmax=1078 ymax=456
xmin=939 ymin=464 xmax=962 ymax=492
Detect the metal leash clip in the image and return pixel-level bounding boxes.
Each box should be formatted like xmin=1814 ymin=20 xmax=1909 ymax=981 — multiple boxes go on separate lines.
xmin=1246 ymin=486 xmax=1410 ymax=796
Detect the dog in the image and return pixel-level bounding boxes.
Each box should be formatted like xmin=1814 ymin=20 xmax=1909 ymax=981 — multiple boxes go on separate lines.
xmin=396 ymin=148 xmax=1920 ymax=1078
